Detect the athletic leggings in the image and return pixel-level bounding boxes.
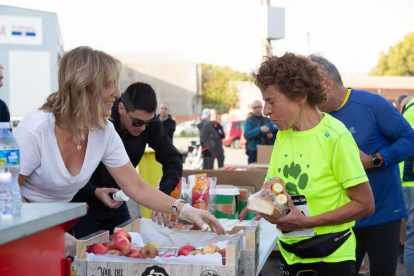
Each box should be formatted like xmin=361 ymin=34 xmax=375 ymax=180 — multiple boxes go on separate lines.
xmin=354 ymin=219 xmax=402 ymax=276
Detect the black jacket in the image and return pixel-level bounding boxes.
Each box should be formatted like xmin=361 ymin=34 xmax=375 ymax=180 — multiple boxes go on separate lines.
xmin=0 ymin=99 xmax=10 ymax=123
xmin=71 ymin=100 xmax=183 ymax=210
xmin=198 ymin=120 xmax=220 ymax=148
xmin=158 ymin=115 xmax=176 ymax=143
xmin=211 ymin=121 xmax=225 ymax=147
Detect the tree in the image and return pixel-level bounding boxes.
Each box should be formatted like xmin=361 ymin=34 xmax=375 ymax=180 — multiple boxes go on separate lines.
xmin=202 ymin=64 xmax=248 ymax=114
xmin=370 ymin=32 xmax=414 ymax=76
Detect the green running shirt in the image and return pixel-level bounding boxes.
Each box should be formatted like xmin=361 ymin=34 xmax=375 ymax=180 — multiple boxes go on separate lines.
xmin=267 ymin=113 xmax=368 ymax=265
xmin=401 ymin=97 xmax=414 ymax=187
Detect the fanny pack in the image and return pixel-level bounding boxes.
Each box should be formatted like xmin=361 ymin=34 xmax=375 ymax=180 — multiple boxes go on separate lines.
xmin=279 ymin=229 xmax=352 ymax=259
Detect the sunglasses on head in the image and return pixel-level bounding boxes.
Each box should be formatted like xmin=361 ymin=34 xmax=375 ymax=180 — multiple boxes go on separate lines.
xmin=124 ymin=105 xmax=157 ymax=127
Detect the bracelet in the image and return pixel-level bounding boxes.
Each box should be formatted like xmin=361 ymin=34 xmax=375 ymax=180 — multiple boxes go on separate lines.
xmin=172 ymin=199 xmax=184 ymax=216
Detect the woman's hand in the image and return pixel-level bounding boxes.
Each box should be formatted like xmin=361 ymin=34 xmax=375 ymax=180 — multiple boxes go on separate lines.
xmin=179 ymin=204 xmax=226 ymax=235
xmin=151 ymin=210 xmax=171 ymax=226
xmin=264 ymin=196 xmax=310 ymax=231
xmin=95 ymin=188 xmax=123 ymax=209
xmin=65 ymin=233 xmax=77 ymax=257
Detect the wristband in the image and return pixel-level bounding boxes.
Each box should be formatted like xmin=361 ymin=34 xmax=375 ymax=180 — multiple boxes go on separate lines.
xmin=172 ymin=199 xmax=184 ymax=216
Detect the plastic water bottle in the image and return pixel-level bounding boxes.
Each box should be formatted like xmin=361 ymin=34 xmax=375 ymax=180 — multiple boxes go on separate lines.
xmin=0 ymin=122 xmax=21 ymax=216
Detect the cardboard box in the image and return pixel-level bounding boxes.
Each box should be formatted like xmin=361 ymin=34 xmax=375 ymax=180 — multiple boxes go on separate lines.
xmin=182 ymin=170 xmax=264 ymax=193
xmin=215 ymin=185 xmax=240 ymax=219
xmin=257 ymin=145 xmax=274 ymax=164
xmin=236 ymin=187 xmax=256 ymax=220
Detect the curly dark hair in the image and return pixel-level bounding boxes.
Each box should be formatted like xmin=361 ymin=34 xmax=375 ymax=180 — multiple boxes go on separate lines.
xmin=252 ymin=52 xmax=327 ymax=106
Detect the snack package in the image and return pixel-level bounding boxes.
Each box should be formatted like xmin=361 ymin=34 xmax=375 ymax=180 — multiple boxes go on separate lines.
xmin=192 ymin=174 xmax=210 ymax=210
xmin=208 ymin=177 xmax=217 ymax=216
xmin=169 ymin=177 xmax=187 ymax=221
xmin=246 ymin=189 xmax=287 ymax=219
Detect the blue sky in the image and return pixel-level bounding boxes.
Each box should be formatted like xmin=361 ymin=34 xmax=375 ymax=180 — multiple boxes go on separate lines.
xmin=4 ymin=0 xmax=414 ymax=76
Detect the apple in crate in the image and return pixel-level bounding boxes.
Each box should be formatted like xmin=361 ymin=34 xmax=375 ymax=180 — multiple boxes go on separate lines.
xmin=86 ymin=243 xmax=107 ymax=255
xmin=202 ymin=244 xmax=220 ymax=254
xmin=188 ymin=251 xmax=202 ymax=256
xmin=164 ymin=254 xmax=176 ymax=258
xmin=106 ymin=249 xmax=123 ymax=256
xmin=219 ymin=248 xmax=226 ymax=257
xmin=140 ymin=244 xmax=158 ymax=259
xmin=109 ymin=235 xmax=131 ymax=256
xmin=113 ymin=229 xmax=132 ymax=243
xmin=102 ymin=242 xmax=110 ymax=251
xmin=177 ymin=245 xmax=196 ymax=256
xmin=127 ymin=246 xmax=142 ymax=258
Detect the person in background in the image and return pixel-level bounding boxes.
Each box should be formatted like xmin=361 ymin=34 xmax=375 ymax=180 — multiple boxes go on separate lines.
xmin=311 ymin=54 xmax=414 ymax=275
xmin=395 ymin=94 xmax=409 ymax=112
xmin=210 ymin=109 xmax=225 ymax=168
xmin=0 ymin=64 xmax=10 ymax=123
xmin=158 ymin=102 xmax=176 ymax=143
xmin=71 ymin=82 xmax=183 ymax=238
xmin=14 ymin=46 xmax=225 ymax=256
xmin=198 ymin=108 xmax=220 ymax=169
xmin=398 ymin=95 xmax=414 ymax=275
xmin=244 ymin=100 xmax=277 ymax=164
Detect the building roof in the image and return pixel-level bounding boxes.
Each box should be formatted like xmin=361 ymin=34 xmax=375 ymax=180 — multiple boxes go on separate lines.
xmin=109 ymin=52 xmax=197 ymax=65
xmin=342 ymin=76 xmax=414 ymax=90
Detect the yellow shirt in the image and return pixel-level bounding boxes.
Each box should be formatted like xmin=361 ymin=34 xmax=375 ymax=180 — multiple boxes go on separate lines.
xmin=267 ymin=113 xmax=368 ymax=265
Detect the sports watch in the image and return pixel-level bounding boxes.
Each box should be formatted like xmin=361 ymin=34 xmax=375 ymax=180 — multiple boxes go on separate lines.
xmin=371 ymin=153 xmax=381 ymax=168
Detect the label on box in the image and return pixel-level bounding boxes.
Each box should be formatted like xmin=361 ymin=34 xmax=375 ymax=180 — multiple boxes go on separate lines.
xmin=0 ymin=149 xmax=19 ymax=167
xmin=142 ymin=265 xmax=169 ymax=276
xmin=277 ymin=195 xmax=314 ymax=238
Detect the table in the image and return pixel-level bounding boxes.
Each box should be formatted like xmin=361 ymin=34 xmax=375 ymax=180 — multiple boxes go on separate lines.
xmin=256 ymin=218 xmax=279 ymax=276
xmin=0 ymin=203 xmax=87 ymax=276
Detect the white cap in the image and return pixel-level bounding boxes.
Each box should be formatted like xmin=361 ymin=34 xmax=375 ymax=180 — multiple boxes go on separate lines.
xmin=201 ymin=108 xmax=211 ymax=119
xmin=0 ymin=122 xmax=10 ymax=129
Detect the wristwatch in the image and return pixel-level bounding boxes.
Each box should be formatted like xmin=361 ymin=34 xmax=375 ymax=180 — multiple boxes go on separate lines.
xmin=371 ymin=153 xmax=381 ymax=168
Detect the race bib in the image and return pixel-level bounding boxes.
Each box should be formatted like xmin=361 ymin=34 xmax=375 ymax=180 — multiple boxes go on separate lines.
xmin=276 ymin=195 xmax=314 ymax=238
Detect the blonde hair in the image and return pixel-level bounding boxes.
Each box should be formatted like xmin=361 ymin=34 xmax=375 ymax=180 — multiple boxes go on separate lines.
xmin=40 ymin=46 xmax=121 ymax=139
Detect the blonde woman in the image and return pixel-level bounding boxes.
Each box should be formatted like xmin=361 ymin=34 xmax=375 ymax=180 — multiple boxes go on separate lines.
xmin=14 ymin=46 xmax=225 ymax=255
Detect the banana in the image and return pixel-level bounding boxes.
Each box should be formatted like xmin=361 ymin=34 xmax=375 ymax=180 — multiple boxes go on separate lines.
xmin=276 ymin=194 xmax=288 ymax=206
xmin=272 ymin=183 xmax=283 ymax=195
xmin=147 ymin=242 xmax=162 ymax=247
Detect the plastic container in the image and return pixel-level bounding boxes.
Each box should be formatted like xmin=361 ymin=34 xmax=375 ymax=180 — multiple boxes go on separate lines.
xmin=0 ymin=122 xmax=21 ymax=216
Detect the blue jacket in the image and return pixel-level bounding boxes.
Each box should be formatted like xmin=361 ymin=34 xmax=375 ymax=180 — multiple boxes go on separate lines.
xmin=330 ymin=89 xmax=414 ymax=228
xmin=244 ymin=115 xmax=277 ymax=152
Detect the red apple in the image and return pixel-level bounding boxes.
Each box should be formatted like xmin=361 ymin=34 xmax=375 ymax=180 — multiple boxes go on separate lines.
xmin=188 ymin=250 xmax=202 ymax=256
xmin=140 ymin=244 xmax=159 ymax=259
xmin=106 ymin=249 xmax=123 ymax=256
xmin=102 ymin=242 xmax=111 ymax=251
xmin=130 ymin=244 xmax=138 ymax=251
xmin=113 ymin=229 xmax=132 ymax=243
xmin=163 ymin=254 xmax=176 ymax=258
xmin=219 ymin=248 xmax=226 ymax=257
xmin=177 ymin=245 xmax=196 ymax=256
xmin=86 ymin=243 xmax=107 ymax=255
xmin=126 ymin=247 xmax=142 ymax=258
xmin=109 ymin=235 xmax=131 ymax=256
xmin=202 ymin=244 xmax=220 ymax=254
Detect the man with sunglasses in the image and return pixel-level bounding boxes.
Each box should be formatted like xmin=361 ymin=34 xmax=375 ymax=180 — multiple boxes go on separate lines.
xmin=70 ymin=82 xmax=183 ymax=238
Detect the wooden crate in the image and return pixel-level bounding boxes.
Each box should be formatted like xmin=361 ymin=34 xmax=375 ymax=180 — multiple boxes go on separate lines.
xmin=115 ymin=218 xmax=260 ymax=276
xmin=224 ymin=221 xmax=260 ymax=276
xmin=76 ymin=219 xmax=243 ymax=276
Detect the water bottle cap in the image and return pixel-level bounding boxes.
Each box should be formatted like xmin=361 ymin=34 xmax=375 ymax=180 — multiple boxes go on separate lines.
xmin=0 ymin=122 xmax=11 ymax=129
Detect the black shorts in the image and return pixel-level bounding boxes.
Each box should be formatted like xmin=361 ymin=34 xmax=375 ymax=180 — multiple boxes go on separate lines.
xmin=279 ymin=256 xmax=356 ymax=276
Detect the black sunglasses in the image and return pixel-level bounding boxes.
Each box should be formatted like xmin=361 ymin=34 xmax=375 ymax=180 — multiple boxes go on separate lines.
xmin=124 ymin=106 xmax=157 ymax=127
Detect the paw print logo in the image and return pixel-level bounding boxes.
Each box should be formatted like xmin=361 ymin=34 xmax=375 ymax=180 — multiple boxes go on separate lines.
xmin=277 ymin=157 xmax=309 ymax=195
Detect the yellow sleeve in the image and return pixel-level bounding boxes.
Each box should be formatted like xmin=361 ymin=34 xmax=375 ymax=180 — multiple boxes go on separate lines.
xmin=331 ymin=132 xmax=368 ymax=189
